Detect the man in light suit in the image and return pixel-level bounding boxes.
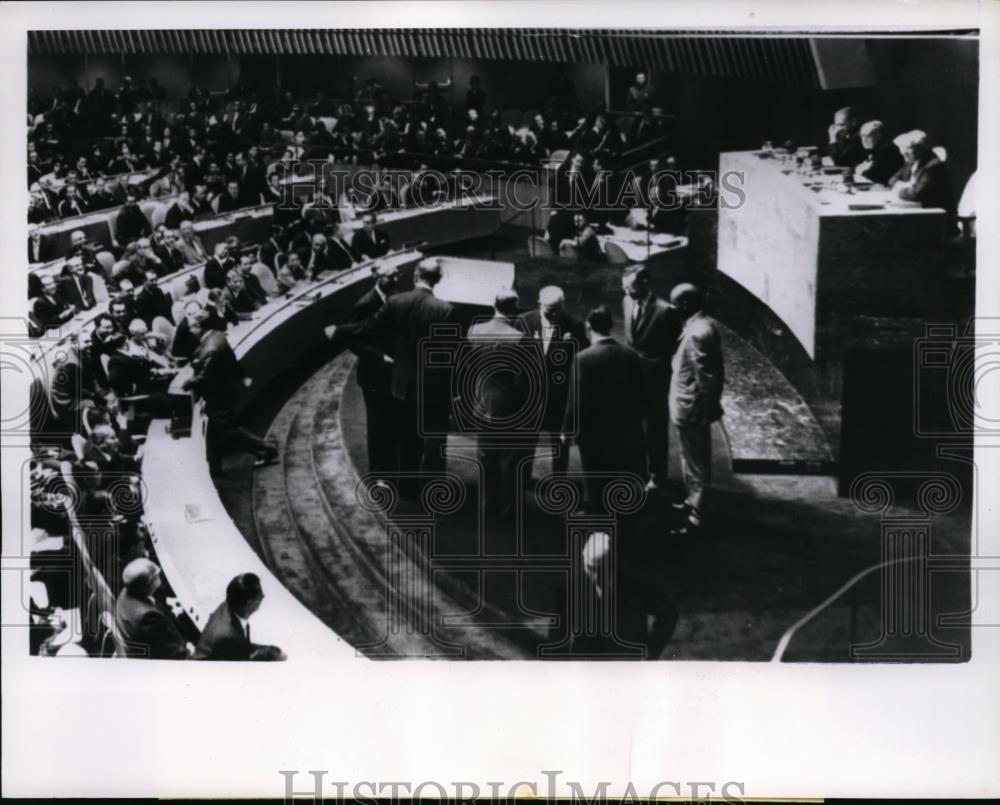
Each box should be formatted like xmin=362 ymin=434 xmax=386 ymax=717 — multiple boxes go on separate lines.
xmin=622 ymin=265 xmax=683 ymax=492
xmin=518 ymin=286 xmax=586 ymax=478
xmin=889 ymin=129 xmax=953 ymax=212
xmin=563 ymin=305 xmax=646 ymax=514
xmin=465 ymin=289 xmax=535 ymax=520
xmin=331 ymin=260 xmax=455 ymax=495
xmin=177 ymin=220 xmax=209 ymax=265
xmin=194 ymin=573 xmax=285 ymax=661
xmin=668 ymin=283 xmax=724 ymax=534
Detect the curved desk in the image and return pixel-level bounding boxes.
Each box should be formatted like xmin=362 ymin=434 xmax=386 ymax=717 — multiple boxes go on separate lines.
xmin=141 ymin=250 xmax=422 ymax=661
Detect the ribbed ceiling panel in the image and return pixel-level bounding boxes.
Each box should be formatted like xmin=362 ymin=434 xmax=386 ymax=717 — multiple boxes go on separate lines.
xmin=27 ymin=29 xmax=821 ymax=85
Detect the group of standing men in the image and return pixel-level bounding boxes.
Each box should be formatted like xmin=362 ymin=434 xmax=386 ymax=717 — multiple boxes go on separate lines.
xmin=331 ymin=261 xmax=724 ymax=533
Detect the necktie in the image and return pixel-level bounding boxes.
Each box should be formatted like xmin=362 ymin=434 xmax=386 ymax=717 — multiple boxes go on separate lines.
xmin=631 ymin=299 xmax=643 ymax=341
xmin=244 ymin=622 xmax=250 ymax=642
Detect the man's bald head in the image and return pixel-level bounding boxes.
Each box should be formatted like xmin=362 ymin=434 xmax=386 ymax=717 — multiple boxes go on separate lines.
xmin=670 ymin=282 xmax=703 ymax=316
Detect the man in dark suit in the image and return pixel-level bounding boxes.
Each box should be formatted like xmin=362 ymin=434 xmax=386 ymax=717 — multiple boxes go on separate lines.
xmin=350 ymin=211 xmax=391 ymax=260
xmin=257 ymin=224 xmax=287 ymax=275
xmin=32 ymin=275 xmax=77 ymax=331
xmin=107 ymin=320 xmax=177 ymax=409
xmin=57 ymin=257 xmax=97 ymax=312
xmin=622 ymin=265 xmax=683 ymax=492
xmin=88 ymin=314 xmax=126 ymax=387
xmin=114 ymin=190 xmax=152 ymax=246
xmin=562 ymin=305 xmax=647 ymax=514
xmin=518 ymin=285 xmax=586 ymax=477
xmin=115 ymin=558 xmax=192 ymax=659
xmin=331 ymin=260 xmax=455 ymax=494
xmin=827 ymin=106 xmax=865 ymax=168
xmin=182 ymin=314 xmax=279 ymax=473
xmin=668 ymin=284 xmax=724 ymax=534
xmin=133 ymin=268 xmax=174 ymax=326
xmin=350 ymin=263 xmax=400 ymax=478
xmin=465 ymin=289 xmax=535 ymax=521
xmin=87 ymin=177 xmax=120 ymax=211
xmin=890 ymin=129 xmax=953 ymax=212
xmin=164 ymin=191 xmax=198 ymax=230
xmin=202 ymin=242 xmax=234 ymax=289
xmin=215 ymin=180 xmax=243 ymax=214
xmin=856 ymin=120 xmax=904 ymax=186
xmin=57 ymin=184 xmax=87 ymax=219
xmin=194 ymin=573 xmax=285 ymax=661
xmin=28 ymin=225 xmax=57 ymax=264
xmin=299 ymin=232 xmax=350 ymax=280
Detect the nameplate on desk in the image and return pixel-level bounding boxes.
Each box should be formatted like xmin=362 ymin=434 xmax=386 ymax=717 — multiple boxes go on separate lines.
xmin=183 ymin=503 xmax=212 ymax=524
xmin=847 ymin=203 xmax=886 ymax=211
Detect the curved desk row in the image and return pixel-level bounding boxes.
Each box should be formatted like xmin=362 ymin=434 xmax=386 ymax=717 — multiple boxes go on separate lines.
xmin=141 ymin=250 xmax=423 ymax=661
xmin=30 ymin=193 xmax=502 ymax=279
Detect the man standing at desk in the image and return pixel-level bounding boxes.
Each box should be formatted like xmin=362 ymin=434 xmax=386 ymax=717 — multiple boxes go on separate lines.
xmin=350 ymin=263 xmax=400 ymax=479
xmin=182 ymin=315 xmax=279 ymax=473
xmin=890 ymin=129 xmax=953 ymax=212
xmin=330 ymin=260 xmax=455 ymax=496
xmin=622 ymin=265 xmax=683 ymax=493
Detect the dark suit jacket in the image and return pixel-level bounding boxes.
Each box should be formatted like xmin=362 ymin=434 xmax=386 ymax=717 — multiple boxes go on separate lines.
xmin=624 ymin=294 xmax=683 ymax=392
xmin=342 ymin=286 xmax=455 ymax=406
xmin=350 ymin=287 xmax=391 ymax=391
xmin=215 ymin=191 xmax=241 ymax=214
xmin=58 ymin=198 xmax=87 ymax=219
xmin=115 ymin=204 xmax=152 ymax=244
xmin=518 ymin=308 xmax=586 ymax=429
xmin=133 ymin=285 xmax=174 ymax=326
xmin=188 ymin=329 xmax=244 ymax=412
xmin=32 ymin=293 xmax=72 ymax=330
xmin=28 ymin=236 xmax=57 ymax=264
xmin=890 ymin=153 xmax=953 ymax=211
xmin=829 ymin=130 xmax=866 ymax=168
xmin=193 ymin=602 xmax=253 ymax=660
xmin=563 ymin=338 xmax=646 ymax=475
xmin=107 ymin=350 xmax=158 ymax=397
xmin=202 ymin=258 xmax=230 ymax=290
xmin=57 ymin=274 xmax=97 ymax=312
xmin=115 ymin=589 xmax=188 ymax=659
xmin=860 ymin=139 xmax=905 ymax=186
xmin=351 ymin=227 xmax=391 ymax=260
xmin=164 ymin=203 xmax=193 ymax=230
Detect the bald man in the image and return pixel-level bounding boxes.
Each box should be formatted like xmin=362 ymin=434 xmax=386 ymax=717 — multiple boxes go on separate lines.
xmin=115 ymin=558 xmax=192 ymax=659
xmin=827 ymin=106 xmax=865 ymax=168
xmin=518 ymin=285 xmax=586 ymax=477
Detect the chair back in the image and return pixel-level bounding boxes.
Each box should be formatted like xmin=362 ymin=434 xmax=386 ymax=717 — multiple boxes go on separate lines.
xmin=139 ymin=201 xmax=160 ymax=227
xmin=170 ymin=300 xmax=187 ymax=325
xmin=318 ymin=116 xmax=338 ymax=134
xmin=95 ymin=250 xmax=116 ymax=277
xmin=151 ymin=316 xmax=176 ymax=344
xmin=210 ymin=195 xmax=221 ymax=214
xmin=91 ymin=273 xmax=109 ymax=302
xmin=603 ymin=240 xmax=630 ymax=264
xmin=932 ymin=145 xmax=948 ymax=163
xmin=70 ymin=433 xmax=88 ymax=461
xmin=559 ymin=241 xmax=579 ymax=261
xmin=251 ymin=262 xmax=280 ymax=296
xmin=527 ymin=235 xmax=555 ymax=258
xmin=151 ymin=205 xmax=168 ymax=227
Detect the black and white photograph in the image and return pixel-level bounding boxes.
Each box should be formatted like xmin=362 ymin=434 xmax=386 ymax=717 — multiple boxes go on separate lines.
xmin=2 ymin=1 xmax=998 ymax=799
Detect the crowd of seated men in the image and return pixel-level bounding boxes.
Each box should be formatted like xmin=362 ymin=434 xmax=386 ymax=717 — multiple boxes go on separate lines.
xmin=27 ymin=223 xmax=289 ymax=658
xmin=825 ymin=106 xmax=956 ymax=211
xmin=28 ymin=69 xmax=675 ymax=230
